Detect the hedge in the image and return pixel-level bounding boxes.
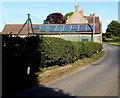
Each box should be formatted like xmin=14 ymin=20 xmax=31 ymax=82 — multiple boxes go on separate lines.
xmin=3 ymin=35 xmax=103 ymax=69
xmin=38 ymin=36 xmax=103 ymax=67
xmin=38 ymin=37 xmax=75 ymax=67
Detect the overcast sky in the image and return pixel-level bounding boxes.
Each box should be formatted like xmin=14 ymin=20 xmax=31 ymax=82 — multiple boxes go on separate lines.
xmin=0 ymin=1 xmax=119 ymax=33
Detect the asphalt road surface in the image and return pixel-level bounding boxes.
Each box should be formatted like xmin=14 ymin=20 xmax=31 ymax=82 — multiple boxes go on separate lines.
xmin=15 ymin=44 xmax=119 ymax=96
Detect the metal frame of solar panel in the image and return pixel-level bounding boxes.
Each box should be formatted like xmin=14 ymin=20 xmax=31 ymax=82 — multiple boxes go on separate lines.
xmin=33 ymin=25 xmax=93 ymax=32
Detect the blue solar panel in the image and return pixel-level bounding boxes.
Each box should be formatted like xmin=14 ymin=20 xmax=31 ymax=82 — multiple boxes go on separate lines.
xmin=48 ymin=25 xmax=56 ymax=32
xmin=33 ymin=25 xmax=40 ymax=29
xmin=64 ymin=25 xmax=71 ymax=32
xmin=33 ymin=25 xmax=93 ymax=32
xmin=71 ymin=25 xmax=79 ymax=31
xmin=79 ymin=25 xmax=86 ymax=31
xmin=56 ymin=25 xmax=64 ymax=32
xmin=72 ymin=25 xmax=78 ymax=28
xmin=40 ymin=26 xmax=48 ymax=32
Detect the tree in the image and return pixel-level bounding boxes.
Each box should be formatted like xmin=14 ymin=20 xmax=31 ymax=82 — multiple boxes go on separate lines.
xmin=106 ymin=20 xmax=120 ymax=37
xmin=64 ymin=12 xmax=74 ymax=21
xmin=44 ymin=13 xmax=65 ymax=24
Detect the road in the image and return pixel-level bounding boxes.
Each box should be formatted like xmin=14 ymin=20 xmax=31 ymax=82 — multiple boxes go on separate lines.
xmin=15 ymin=44 xmax=119 ymax=96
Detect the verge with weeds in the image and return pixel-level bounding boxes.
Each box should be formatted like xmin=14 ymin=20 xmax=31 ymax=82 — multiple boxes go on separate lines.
xmin=103 ymin=42 xmax=120 ymax=46
xmin=37 ymin=51 xmax=105 ymax=84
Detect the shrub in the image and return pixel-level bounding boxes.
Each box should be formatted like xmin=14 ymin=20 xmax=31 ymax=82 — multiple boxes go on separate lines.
xmin=38 ymin=37 xmax=75 ymax=67
xmin=3 ymin=34 xmax=103 ymax=69
xmin=38 ymin=37 xmax=103 ymax=67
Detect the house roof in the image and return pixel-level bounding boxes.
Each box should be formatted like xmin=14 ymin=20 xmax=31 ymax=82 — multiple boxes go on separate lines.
xmin=2 ymin=24 xmax=94 ymax=35
xmin=2 ymin=24 xmax=39 ymax=35
xmin=66 ymin=12 xmax=88 ymax=24
xmin=2 ymin=22 xmax=101 ymax=35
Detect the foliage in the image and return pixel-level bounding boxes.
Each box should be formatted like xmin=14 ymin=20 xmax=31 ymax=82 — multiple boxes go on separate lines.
xmin=103 ymin=42 xmax=120 ymax=46
xmin=102 ymin=35 xmax=107 ymax=41
xmin=38 ymin=37 xmax=103 ymax=67
xmin=44 ymin=13 xmax=66 ymax=24
xmin=102 ymin=20 xmax=120 ymax=42
xmin=38 ymin=37 xmax=75 ymax=67
xmin=64 ymin=12 xmax=74 ymax=21
xmin=106 ymin=21 xmax=120 ymax=37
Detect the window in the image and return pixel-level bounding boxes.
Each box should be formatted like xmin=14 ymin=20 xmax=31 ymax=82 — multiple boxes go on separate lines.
xmin=82 ymin=39 xmax=89 ymax=42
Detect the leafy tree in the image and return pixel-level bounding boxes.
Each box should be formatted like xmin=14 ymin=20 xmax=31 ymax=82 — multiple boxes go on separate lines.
xmin=106 ymin=20 xmax=120 ymax=37
xmin=64 ymin=12 xmax=74 ymax=21
xmin=44 ymin=13 xmax=65 ymax=24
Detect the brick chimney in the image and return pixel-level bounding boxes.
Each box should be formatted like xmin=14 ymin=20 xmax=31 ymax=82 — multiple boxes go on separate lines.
xmin=79 ymin=10 xmax=84 ymax=16
xmin=90 ymin=13 xmax=96 ymax=17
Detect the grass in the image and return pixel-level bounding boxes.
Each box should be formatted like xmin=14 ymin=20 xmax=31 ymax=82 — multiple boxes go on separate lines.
xmin=44 ymin=65 xmax=60 ymax=70
xmin=103 ymin=42 xmax=120 ymax=46
xmin=37 ymin=51 xmax=105 ymax=85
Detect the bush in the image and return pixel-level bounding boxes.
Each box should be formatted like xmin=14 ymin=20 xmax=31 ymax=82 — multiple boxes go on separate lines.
xmin=39 ymin=37 xmax=75 ymax=67
xmin=38 ymin=37 xmax=103 ymax=67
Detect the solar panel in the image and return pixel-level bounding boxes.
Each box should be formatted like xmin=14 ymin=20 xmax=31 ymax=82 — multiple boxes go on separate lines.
xmin=56 ymin=25 xmax=64 ymax=32
xmin=71 ymin=25 xmax=79 ymax=31
xmin=40 ymin=26 xmax=48 ymax=32
xmin=48 ymin=25 xmax=56 ymax=32
xmin=33 ymin=25 xmax=93 ymax=32
xmin=64 ymin=25 xmax=71 ymax=32
xmin=33 ymin=25 xmax=40 ymax=29
xmin=79 ymin=25 xmax=86 ymax=31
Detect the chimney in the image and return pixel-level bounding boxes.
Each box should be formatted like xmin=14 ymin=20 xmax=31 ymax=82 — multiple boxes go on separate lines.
xmin=80 ymin=10 xmax=84 ymax=15
xmin=90 ymin=13 xmax=96 ymax=17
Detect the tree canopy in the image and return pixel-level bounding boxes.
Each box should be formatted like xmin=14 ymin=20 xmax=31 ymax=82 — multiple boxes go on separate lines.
xmin=106 ymin=20 xmax=120 ymax=37
xmin=64 ymin=12 xmax=74 ymax=21
xmin=102 ymin=20 xmax=120 ymax=41
xmin=44 ymin=13 xmax=65 ymax=24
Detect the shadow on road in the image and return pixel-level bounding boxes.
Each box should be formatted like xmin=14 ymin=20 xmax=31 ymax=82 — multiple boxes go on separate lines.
xmin=12 ymin=85 xmax=74 ymax=97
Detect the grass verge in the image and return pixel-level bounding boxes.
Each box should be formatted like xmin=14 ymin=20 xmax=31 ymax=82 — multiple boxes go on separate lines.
xmin=37 ymin=51 xmax=105 ymax=85
xmin=103 ymin=42 xmax=120 ymax=46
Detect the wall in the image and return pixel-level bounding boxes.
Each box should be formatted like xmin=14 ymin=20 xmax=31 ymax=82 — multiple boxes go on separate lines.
xmin=43 ymin=34 xmax=93 ymax=42
xmin=93 ymin=33 xmax=102 ymax=43
xmin=12 ymin=33 xmax=102 ymax=43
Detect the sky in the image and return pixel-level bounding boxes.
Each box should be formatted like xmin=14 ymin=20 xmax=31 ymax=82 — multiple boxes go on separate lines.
xmin=0 ymin=1 xmax=119 ymax=33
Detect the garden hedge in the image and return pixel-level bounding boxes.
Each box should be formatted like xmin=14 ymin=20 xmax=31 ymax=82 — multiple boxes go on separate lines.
xmin=3 ymin=35 xmax=103 ymax=69
xmin=38 ymin=36 xmax=103 ymax=67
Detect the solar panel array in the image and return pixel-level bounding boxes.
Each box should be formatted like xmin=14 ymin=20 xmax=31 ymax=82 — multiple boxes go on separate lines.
xmin=33 ymin=25 xmax=93 ymax=32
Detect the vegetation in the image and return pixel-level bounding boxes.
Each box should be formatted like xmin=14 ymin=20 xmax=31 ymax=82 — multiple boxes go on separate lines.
xmin=103 ymin=42 xmax=120 ymax=46
xmin=43 ymin=12 xmax=74 ymax=24
xmin=64 ymin=12 xmax=74 ymax=21
xmin=44 ymin=13 xmax=66 ymax=24
xmin=39 ymin=37 xmax=103 ymax=68
xmin=102 ymin=20 xmax=120 ymax=42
